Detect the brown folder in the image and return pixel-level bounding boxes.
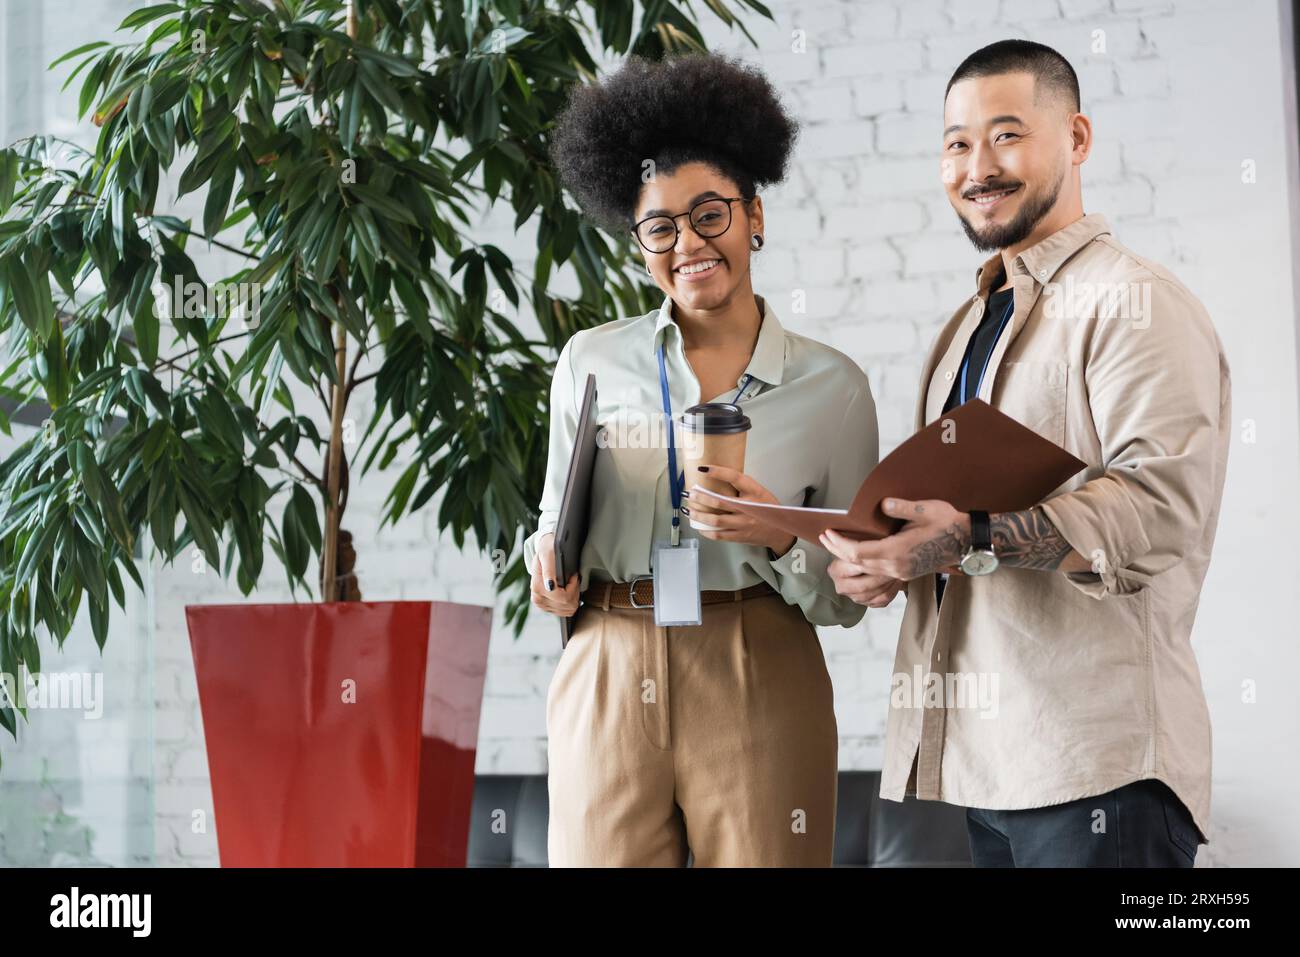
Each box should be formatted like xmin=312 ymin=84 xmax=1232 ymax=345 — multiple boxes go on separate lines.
xmin=689 ymin=399 xmax=1088 ymax=544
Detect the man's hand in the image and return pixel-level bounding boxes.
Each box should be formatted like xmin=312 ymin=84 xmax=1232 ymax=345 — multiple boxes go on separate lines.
xmin=819 ymin=497 xmax=971 ymax=581
xmin=681 ymin=465 xmax=797 ymax=556
xmin=529 ymin=532 xmax=580 ymax=617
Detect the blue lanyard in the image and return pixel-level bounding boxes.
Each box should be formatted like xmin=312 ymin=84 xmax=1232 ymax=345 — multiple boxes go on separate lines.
xmin=657 ymin=341 xmax=752 ymax=546
xmin=958 ymin=295 xmax=1015 ymax=404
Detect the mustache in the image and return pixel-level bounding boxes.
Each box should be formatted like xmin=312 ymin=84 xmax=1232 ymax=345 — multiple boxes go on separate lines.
xmin=962 ymin=181 xmax=1022 ymax=199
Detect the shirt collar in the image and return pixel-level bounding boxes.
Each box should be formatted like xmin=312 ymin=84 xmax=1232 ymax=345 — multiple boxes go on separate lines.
xmin=974 ymin=213 xmax=1112 ymax=295
xmin=651 ymin=293 xmax=786 ymax=386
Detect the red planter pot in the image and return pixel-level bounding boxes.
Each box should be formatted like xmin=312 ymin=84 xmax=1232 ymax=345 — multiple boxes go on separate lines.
xmin=186 ymin=600 xmax=492 ymax=867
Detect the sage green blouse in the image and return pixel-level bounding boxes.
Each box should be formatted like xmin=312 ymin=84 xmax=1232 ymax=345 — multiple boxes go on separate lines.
xmin=523 ymin=294 xmax=879 ymax=627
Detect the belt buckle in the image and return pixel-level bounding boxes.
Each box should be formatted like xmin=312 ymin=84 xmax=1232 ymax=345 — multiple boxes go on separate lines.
xmin=627 ymin=575 xmax=654 ymax=609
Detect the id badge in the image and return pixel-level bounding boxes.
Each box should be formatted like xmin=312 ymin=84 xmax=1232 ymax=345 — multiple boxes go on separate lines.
xmin=651 ymin=538 xmax=702 ymax=627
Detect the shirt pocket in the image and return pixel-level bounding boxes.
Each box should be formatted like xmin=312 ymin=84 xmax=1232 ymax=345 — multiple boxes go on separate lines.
xmin=992 ymin=360 xmax=1069 ymax=447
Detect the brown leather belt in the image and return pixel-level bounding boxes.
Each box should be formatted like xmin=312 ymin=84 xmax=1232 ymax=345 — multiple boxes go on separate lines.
xmin=582 ymin=579 xmax=776 ymax=611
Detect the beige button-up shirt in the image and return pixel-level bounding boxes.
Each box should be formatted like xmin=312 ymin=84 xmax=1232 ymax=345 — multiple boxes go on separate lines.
xmin=523 ymin=294 xmax=880 ymax=627
xmin=879 ymin=214 xmax=1231 ymax=842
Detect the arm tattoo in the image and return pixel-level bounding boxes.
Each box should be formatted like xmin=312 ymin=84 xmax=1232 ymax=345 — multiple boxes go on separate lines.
xmin=990 ymin=507 xmax=1075 ymax=571
xmin=906 ymin=521 xmax=968 ymax=578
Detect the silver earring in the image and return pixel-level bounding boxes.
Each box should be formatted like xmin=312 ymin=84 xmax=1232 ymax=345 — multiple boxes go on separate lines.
xmin=645 ymin=264 xmax=652 ymax=276
xmin=751 ymin=234 xmax=764 ymax=251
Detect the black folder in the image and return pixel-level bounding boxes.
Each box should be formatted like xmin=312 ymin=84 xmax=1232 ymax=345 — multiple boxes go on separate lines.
xmin=553 ymin=374 xmax=598 ymax=648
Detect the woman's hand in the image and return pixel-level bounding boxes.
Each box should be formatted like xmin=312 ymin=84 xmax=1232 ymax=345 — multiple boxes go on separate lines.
xmin=529 ymin=532 xmax=581 ymax=617
xmin=826 ymin=558 xmax=907 ymax=608
xmin=681 ymin=465 xmax=797 ymax=555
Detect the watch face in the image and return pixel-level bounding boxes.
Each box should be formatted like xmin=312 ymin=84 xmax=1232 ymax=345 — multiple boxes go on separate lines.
xmin=961 ymin=550 xmax=999 ymax=576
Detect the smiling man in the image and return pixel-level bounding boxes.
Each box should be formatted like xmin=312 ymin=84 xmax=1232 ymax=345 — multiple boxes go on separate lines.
xmin=823 ymin=40 xmax=1232 ymax=867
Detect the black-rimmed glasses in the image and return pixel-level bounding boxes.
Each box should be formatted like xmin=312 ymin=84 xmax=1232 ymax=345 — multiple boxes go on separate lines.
xmin=631 ymin=197 xmax=747 ymax=254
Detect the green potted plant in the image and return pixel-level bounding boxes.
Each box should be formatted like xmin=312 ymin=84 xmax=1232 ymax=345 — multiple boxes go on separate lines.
xmin=0 ymin=0 xmax=772 ymax=854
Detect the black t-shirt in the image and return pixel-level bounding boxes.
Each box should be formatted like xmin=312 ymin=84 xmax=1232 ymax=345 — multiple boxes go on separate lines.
xmin=935 ymin=276 xmax=1015 ymax=608
xmin=941 ymin=281 xmax=1015 ymax=416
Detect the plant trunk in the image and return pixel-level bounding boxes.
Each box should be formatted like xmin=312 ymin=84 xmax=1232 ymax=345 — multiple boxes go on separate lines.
xmin=321 ymin=322 xmax=348 ymax=601
xmin=320 ymin=0 xmax=361 ymax=604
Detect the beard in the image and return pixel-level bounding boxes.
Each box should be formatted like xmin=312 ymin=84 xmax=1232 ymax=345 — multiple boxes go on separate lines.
xmin=955 ymin=165 xmax=1065 ymax=253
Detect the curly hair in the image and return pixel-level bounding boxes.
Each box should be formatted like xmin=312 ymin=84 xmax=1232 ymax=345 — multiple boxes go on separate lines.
xmin=550 ymin=53 xmax=799 ymax=232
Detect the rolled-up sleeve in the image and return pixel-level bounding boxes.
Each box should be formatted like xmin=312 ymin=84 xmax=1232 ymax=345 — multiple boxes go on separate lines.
xmin=522 ymin=336 xmax=579 ymax=578
xmin=768 ymin=380 xmax=880 ymax=626
xmin=1037 ymin=276 xmax=1228 ymax=598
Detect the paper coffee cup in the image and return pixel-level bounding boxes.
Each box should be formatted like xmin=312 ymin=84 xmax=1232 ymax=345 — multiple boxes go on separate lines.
xmin=679 ymin=402 xmax=751 ymax=530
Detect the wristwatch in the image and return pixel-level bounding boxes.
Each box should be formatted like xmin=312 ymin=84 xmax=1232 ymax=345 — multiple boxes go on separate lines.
xmin=959 ymin=510 xmax=999 ymax=576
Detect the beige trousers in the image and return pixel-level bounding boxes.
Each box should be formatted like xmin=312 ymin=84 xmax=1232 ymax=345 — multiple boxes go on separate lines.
xmin=546 ymin=592 xmax=838 ymax=867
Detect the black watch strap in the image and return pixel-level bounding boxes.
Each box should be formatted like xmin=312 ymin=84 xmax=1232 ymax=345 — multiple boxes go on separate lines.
xmin=968 ymin=510 xmax=991 ymax=551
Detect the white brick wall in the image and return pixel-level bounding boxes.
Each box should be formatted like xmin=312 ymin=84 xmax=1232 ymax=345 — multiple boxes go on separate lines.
xmin=1 ymin=0 xmax=1297 ymax=867
xmin=0 ymin=0 xmax=159 ymax=869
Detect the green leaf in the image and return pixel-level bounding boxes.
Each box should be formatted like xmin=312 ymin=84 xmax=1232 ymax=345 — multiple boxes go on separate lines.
xmin=115 ymin=550 xmax=145 ymax=597
xmin=132 ymin=290 xmax=161 ymax=366
xmin=175 ymin=481 xmax=219 ymax=570
xmin=340 ymin=76 xmax=363 ymax=150
xmin=290 ymin=483 xmax=321 ymax=552
xmin=0 ymin=150 xmax=19 ymax=215
xmin=314 ymin=210 xmax=348 ymax=279
xmin=48 ymin=40 xmax=110 ymax=70
xmin=13 ymin=520 xmax=57 ymax=598
xmin=257 ymin=345 xmax=285 ymax=421
xmin=347 ymin=183 xmax=418 ymax=226
xmin=357 ymin=60 xmax=405 ymax=116
xmin=40 ymin=322 xmax=70 ymax=409
xmin=140 ymin=420 xmax=170 ymax=467
xmin=199 ymin=388 xmax=244 ymax=453
xmin=353 ymin=46 xmax=420 ymax=78
xmin=88 ymin=596 xmax=109 ymax=650
xmin=77 ymin=52 xmax=111 ymax=119
xmin=282 ymin=497 xmax=307 ymax=578
xmin=203 ymin=164 xmax=236 ymax=238
xmin=3 ymin=258 xmax=53 ymax=341
xmin=119 ymin=4 xmax=182 ymax=31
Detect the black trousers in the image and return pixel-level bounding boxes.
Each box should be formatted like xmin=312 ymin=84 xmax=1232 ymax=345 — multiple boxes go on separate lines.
xmin=965 ymin=779 xmax=1200 ymax=867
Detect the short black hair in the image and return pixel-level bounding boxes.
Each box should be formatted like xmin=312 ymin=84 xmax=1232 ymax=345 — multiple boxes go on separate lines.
xmin=945 ymin=39 xmax=1081 ymax=112
xmin=550 ymin=53 xmax=798 ymax=232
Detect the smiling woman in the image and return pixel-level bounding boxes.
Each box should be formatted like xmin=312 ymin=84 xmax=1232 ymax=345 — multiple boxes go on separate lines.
xmin=525 ymin=53 xmax=883 ymax=868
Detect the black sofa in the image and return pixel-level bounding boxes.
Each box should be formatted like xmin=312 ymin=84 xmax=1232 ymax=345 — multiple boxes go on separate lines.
xmin=467 ymin=771 xmax=972 ymax=867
